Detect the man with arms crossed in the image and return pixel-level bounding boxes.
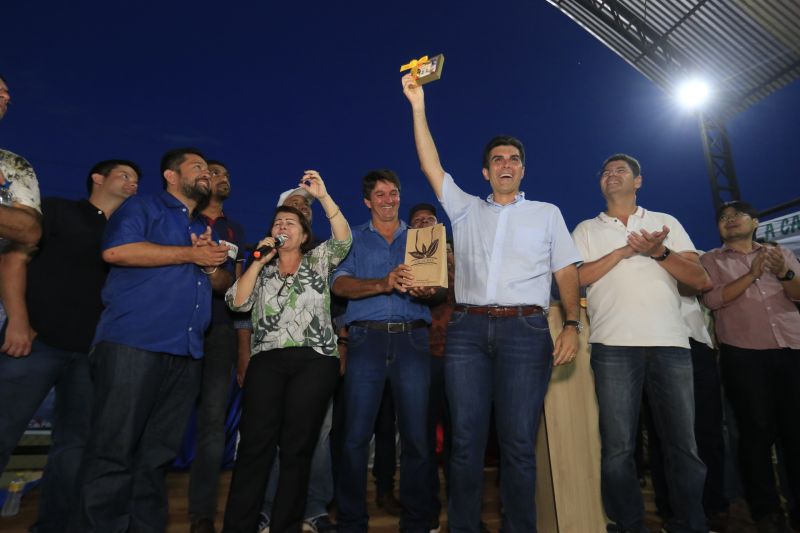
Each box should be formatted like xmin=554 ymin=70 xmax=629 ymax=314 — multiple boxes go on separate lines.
xmin=402 ymin=74 xmax=581 ymax=533
xmin=572 ymin=154 xmax=711 ymax=533
xmin=0 ymin=73 xmax=42 ymax=351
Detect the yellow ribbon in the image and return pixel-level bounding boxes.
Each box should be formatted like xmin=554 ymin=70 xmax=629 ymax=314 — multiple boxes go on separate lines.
xmin=400 ymin=55 xmax=429 ymax=78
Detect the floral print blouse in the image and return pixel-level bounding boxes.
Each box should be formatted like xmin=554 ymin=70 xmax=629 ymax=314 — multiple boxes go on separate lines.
xmin=226 ymin=235 xmax=352 ymax=357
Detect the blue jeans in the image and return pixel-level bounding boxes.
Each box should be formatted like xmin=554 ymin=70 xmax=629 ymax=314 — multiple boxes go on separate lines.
xmin=73 ymin=342 xmax=201 ymax=533
xmin=336 ymin=325 xmax=431 ymax=533
xmin=262 ymin=400 xmax=334 ymax=520
xmin=591 ymin=344 xmax=708 ymax=533
xmin=445 ymin=311 xmax=553 ymax=533
xmin=0 ymin=339 xmax=92 ymax=533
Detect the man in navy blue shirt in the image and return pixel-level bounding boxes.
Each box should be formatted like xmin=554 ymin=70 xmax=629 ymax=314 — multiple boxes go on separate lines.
xmin=332 ymin=169 xmax=435 ymax=533
xmin=74 ymin=148 xmax=232 ymax=532
xmin=188 ymin=159 xmax=246 ymax=533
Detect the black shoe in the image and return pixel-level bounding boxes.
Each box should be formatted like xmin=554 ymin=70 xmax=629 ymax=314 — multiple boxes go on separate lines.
xmin=190 ymin=518 xmax=216 ymax=533
xmin=376 ymin=492 xmax=403 ymax=516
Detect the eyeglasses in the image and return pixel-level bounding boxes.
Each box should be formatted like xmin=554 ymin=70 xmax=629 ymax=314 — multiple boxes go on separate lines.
xmin=718 ymin=211 xmax=751 ymax=223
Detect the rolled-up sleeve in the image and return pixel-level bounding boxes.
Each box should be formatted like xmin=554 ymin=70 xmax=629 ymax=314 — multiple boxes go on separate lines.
xmin=225 ymin=278 xmax=257 ymax=312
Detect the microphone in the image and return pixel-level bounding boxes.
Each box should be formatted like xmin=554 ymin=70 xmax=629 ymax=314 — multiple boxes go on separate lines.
xmin=252 ymin=234 xmax=287 ymax=260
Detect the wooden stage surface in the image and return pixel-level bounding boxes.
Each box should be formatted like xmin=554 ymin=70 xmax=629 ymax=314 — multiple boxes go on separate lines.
xmin=1 ymin=467 xmax=759 ymax=532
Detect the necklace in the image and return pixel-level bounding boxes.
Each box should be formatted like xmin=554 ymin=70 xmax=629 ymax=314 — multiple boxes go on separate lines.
xmin=276 ymin=258 xmax=301 ymax=297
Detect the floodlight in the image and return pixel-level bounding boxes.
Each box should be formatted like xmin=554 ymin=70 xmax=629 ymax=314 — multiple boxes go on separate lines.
xmin=676 ymin=78 xmax=711 ymax=109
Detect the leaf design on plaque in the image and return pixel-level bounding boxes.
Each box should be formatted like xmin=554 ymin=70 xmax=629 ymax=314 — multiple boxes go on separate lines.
xmin=410 ymin=226 xmax=440 ymax=259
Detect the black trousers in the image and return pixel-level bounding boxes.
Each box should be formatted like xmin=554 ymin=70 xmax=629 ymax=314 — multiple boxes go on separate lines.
xmin=720 ymin=344 xmax=800 ymax=522
xmin=222 ymin=347 xmax=339 ymax=533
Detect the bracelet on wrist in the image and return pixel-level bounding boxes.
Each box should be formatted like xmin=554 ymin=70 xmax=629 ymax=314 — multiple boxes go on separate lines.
xmin=327 ymin=206 xmax=341 ymax=220
xmin=202 ymin=267 xmax=218 ymax=275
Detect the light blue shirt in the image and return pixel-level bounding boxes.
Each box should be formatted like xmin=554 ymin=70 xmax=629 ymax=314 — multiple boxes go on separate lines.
xmin=440 ymin=173 xmax=580 ymax=308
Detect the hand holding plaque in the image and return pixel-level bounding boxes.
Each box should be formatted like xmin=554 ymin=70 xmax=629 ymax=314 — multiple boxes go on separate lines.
xmin=400 ymin=54 xmax=445 ymax=86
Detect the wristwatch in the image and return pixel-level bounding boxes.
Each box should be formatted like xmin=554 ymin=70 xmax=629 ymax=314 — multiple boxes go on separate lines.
xmin=563 ymin=320 xmax=583 ymax=333
xmin=778 ymin=269 xmax=795 ymax=282
xmin=651 ymin=247 xmax=671 ymax=262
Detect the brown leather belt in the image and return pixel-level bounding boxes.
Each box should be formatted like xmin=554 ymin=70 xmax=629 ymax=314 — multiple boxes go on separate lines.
xmin=349 ymin=319 xmax=428 ymax=333
xmin=454 ymin=304 xmax=544 ymax=318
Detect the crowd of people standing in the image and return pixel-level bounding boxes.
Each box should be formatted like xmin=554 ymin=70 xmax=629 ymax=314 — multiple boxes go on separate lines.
xmin=1 ymin=70 xmax=799 ymax=533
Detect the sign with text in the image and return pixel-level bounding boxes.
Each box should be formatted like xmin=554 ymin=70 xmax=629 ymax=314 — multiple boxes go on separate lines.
xmin=756 ymin=210 xmax=800 ymax=256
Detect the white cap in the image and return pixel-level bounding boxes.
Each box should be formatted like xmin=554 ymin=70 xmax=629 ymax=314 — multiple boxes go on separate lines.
xmin=277 ymin=187 xmax=315 ymax=207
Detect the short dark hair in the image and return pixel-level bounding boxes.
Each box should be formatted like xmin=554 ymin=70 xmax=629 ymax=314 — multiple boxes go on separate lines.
xmin=601 ymin=153 xmax=641 ymax=177
xmin=206 ymin=159 xmax=225 ymax=168
xmin=715 ymin=200 xmax=759 ymax=222
xmin=273 ymin=205 xmax=315 ymax=253
xmin=482 ymin=136 xmax=525 ymax=169
xmin=409 ymin=203 xmax=437 ymax=222
xmin=86 ymin=159 xmax=142 ymax=195
xmin=160 ymin=147 xmax=205 ymax=189
xmin=0 ymin=73 xmax=6 ymax=85
xmin=361 ymin=169 xmax=401 ymax=199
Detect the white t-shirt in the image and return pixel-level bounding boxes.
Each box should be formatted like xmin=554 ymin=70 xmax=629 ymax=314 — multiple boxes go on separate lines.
xmin=680 ymin=295 xmax=714 ymax=349
xmin=572 ymin=207 xmax=698 ymax=349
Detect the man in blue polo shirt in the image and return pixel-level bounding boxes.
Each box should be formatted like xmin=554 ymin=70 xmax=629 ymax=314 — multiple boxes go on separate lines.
xmin=332 ymin=169 xmax=435 ymax=533
xmin=402 ymin=75 xmax=582 ymax=533
xmin=74 ymin=148 xmax=232 ymax=532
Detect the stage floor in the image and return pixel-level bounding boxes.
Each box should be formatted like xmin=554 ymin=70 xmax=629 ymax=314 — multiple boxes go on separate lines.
xmin=0 ymin=468 xmax=759 ymax=532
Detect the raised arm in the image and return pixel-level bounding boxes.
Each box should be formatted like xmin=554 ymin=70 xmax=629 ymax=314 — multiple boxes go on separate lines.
xmin=402 ymin=73 xmax=445 ymax=198
xmin=297 ymin=170 xmax=351 ymax=242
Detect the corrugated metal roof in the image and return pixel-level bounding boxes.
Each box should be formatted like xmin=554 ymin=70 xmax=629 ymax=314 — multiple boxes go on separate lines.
xmin=547 ymin=0 xmax=800 ymax=118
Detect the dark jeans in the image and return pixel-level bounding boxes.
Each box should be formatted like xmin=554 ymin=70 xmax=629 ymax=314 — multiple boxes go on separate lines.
xmin=720 ymin=344 xmax=800 ymax=522
xmin=73 ymin=342 xmax=201 ymax=533
xmin=188 ymin=323 xmax=238 ymax=521
xmin=428 ymin=355 xmax=449 ymax=518
xmin=222 ymin=347 xmax=339 ymax=533
xmin=336 ymin=326 xmax=431 ymax=533
xmin=591 ymin=344 xmax=708 ymax=533
xmin=373 ymin=378 xmax=397 ymax=497
xmin=0 ymin=339 xmax=92 ymax=533
xmin=445 ymin=311 xmax=553 ymax=533
xmin=647 ymin=339 xmax=728 ymax=520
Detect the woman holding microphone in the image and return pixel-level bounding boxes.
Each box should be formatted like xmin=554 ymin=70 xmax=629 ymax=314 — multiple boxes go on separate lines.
xmin=222 ymin=171 xmax=351 ymax=533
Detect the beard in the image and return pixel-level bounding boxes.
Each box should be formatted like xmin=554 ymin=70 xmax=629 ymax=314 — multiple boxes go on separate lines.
xmin=181 ymin=180 xmax=210 ymax=203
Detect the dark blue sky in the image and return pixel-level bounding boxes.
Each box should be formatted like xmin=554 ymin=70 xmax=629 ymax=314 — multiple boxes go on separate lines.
xmin=3 ymin=1 xmax=798 ymax=250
